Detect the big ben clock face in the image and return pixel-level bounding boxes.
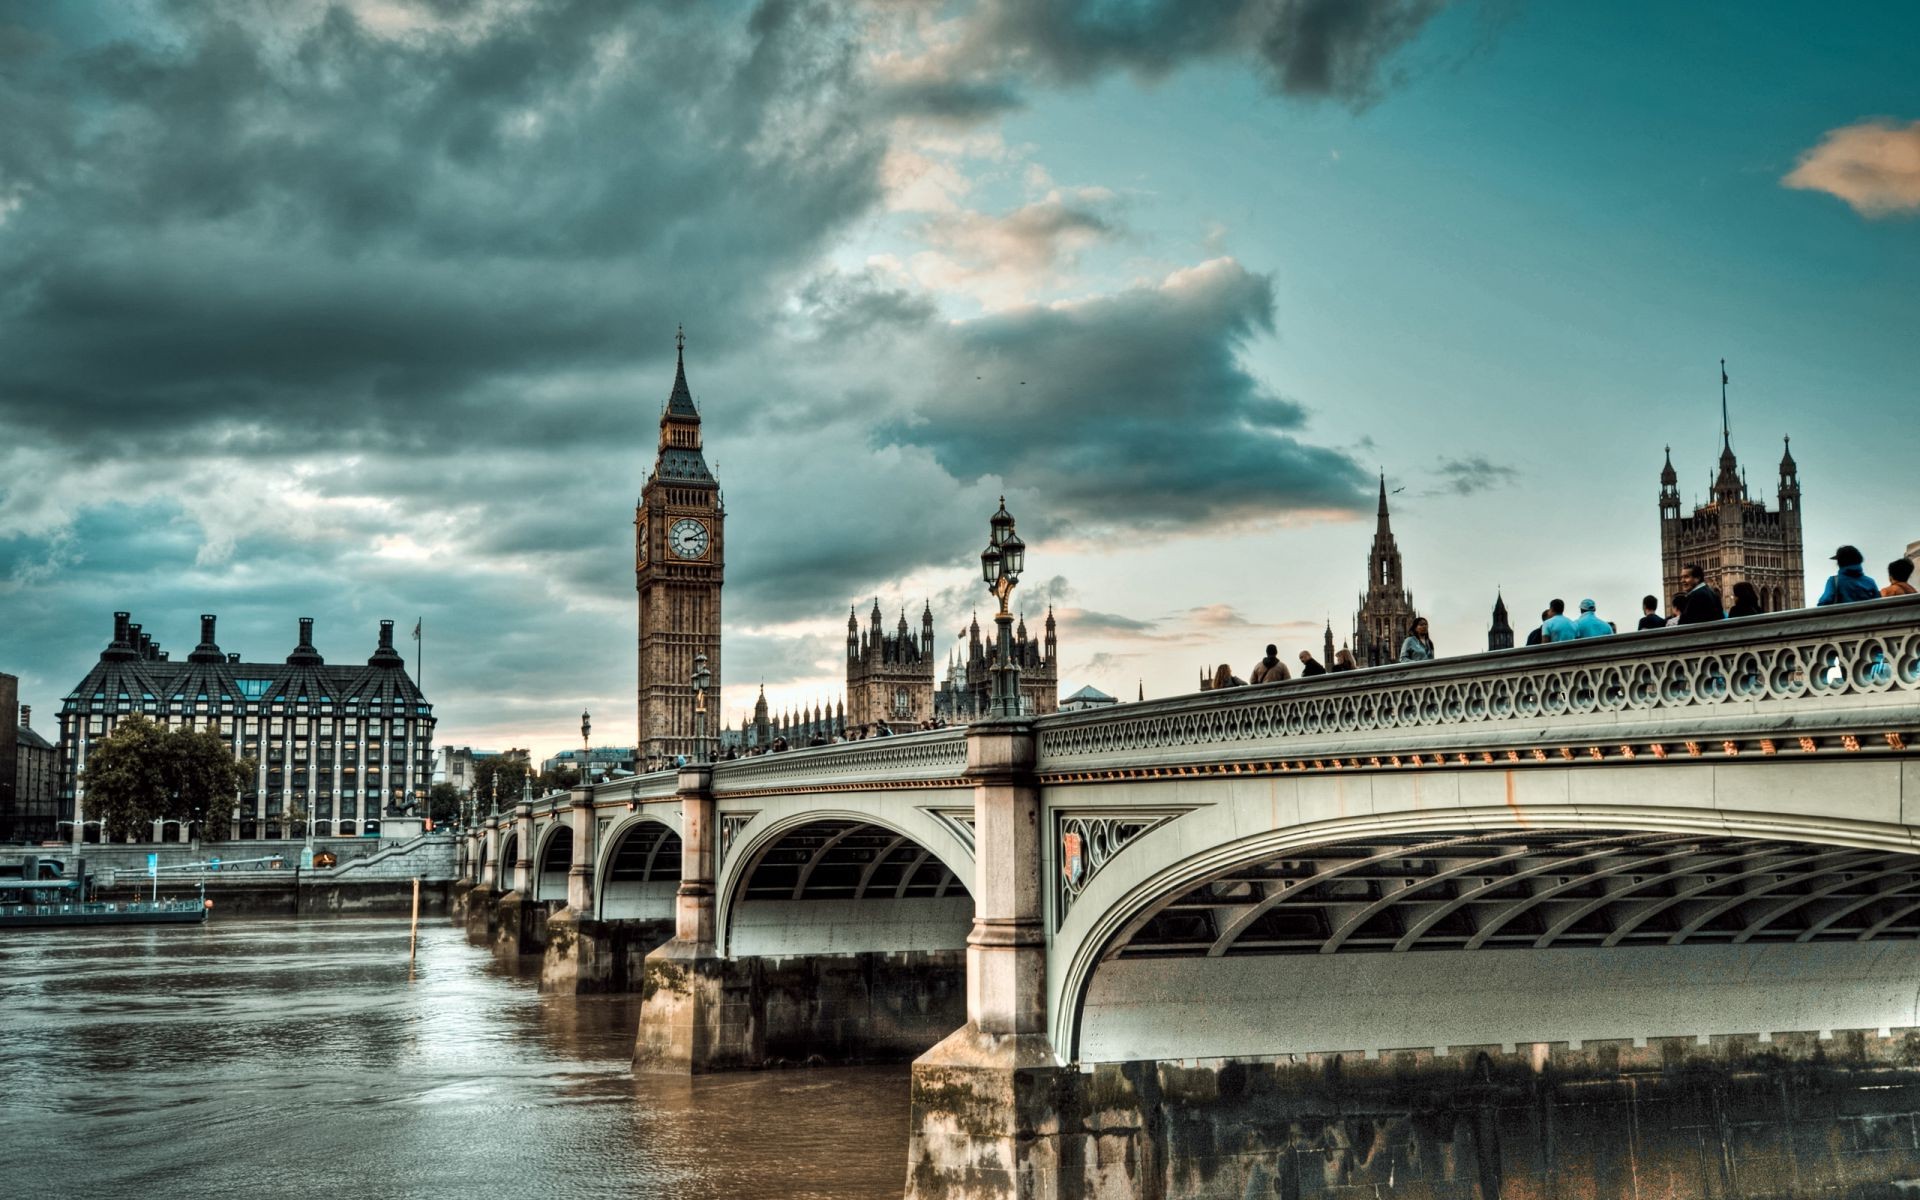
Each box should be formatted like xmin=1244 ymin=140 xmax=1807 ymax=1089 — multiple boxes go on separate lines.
xmin=669 ymin=517 xmax=709 ymax=559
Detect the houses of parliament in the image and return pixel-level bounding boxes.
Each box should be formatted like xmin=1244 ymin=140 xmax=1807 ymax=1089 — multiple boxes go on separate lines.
xmin=1338 ymin=408 xmax=1808 ymax=664
xmin=635 ymin=332 xmax=1058 ymax=765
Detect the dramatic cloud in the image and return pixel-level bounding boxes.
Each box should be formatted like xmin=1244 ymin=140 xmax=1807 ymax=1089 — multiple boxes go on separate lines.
xmin=878 ymin=0 xmax=1473 ymax=117
xmin=0 ymin=0 xmax=1457 ymax=751
xmin=874 ymin=258 xmax=1369 ymax=532
xmin=1783 ymin=119 xmax=1920 ymax=218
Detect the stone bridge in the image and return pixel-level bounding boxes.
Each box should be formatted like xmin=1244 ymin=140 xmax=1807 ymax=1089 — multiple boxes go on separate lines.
xmin=455 ymin=599 xmax=1920 ymax=1198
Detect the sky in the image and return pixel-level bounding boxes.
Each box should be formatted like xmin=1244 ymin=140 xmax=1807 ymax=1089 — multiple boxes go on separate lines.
xmin=1 ymin=0 xmax=1916 ymax=761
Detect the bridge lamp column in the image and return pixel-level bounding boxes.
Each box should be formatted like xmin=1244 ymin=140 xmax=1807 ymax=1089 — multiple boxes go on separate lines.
xmin=980 ymin=498 xmax=1026 ymax=719
xmin=691 ymin=654 xmax=712 ymax=764
xmin=580 ymin=709 xmax=591 ymax=787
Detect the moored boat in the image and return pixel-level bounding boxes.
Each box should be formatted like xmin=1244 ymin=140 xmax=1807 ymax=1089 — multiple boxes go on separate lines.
xmin=0 ymin=856 xmax=208 ymax=928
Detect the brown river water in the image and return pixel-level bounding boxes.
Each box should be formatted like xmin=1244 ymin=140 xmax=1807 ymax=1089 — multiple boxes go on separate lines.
xmin=0 ymin=917 xmax=910 ymax=1199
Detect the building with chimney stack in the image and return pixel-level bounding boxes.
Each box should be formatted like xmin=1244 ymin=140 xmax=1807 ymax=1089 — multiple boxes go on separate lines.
xmin=636 ymin=328 xmax=726 ymax=771
xmin=58 ymin=612 xmax=434 ymax=842
xmin=1352 ymin=475 xmax=1419 ymax=668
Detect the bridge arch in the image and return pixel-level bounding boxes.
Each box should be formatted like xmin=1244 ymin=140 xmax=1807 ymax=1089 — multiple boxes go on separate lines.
xmin=533 ymin=820 xmax=572 ymax=902
xmin=592 ymin=812 xmax=682 ymax=921
xmin=717 ymin=807 xmax=973 ymax=959
xmin=496 ymin=829 xmax=519 ymax=888
xmin=1053 ymin=800 xmax=1920 ymax=1064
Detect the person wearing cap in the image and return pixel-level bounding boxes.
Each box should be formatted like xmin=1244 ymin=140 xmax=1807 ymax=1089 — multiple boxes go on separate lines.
xmin=1817 ymin=545 xmax=1880 ymax=606
xmin=1570 ymin=598 xmax=1612 ymax=639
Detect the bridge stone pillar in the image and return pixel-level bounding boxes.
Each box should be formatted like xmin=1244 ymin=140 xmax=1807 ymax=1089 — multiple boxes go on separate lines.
xmin=464 ymin=814 xmax=501 ymax=944
xmin=907 ymin=718 xmax=1068 ymax=1199
xmin=543 ymin=785 xmax=627 ymax=994
xmin=632 ymin=764 xmax=723 ymax=1073
xmin=494 ymin=800 xmax=545 ymax=960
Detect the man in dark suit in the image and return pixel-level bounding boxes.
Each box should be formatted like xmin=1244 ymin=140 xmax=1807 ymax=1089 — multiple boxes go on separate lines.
xmin=1677 ymin=564 xmax=1724 ymax=625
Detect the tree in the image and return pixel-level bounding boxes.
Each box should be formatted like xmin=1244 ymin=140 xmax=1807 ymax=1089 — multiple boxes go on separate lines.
xmin=537 ymin=765 xmax=578 ymax=793
xmin=81 ymin=714 xmax=256 ymax=842
xmin=471 ymin=756 xmax=530 ymax=815
xmin=428 ymin=781 xmax=461 ymax=827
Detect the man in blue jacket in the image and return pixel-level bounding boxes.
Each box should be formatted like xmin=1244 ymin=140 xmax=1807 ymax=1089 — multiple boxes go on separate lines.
xmin=1818 ymin=545 xmax=1881 ymax=606
xmin=1570 ymin=599 xmax=1612 ymax=638
xmin=1541 ymin=598 xmax=1577 ymax=642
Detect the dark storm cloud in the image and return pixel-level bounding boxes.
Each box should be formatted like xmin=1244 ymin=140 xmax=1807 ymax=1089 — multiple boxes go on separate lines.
xmin=0 ymin=0 xmax=884 ymax=449
xmin=873 ymin=258 xmax=1369 ymax=532
xmin=901 ymin=0 xmax=1478 ymax=114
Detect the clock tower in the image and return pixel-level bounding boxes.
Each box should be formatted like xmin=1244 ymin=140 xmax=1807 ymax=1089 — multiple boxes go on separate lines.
xmin=636 ymin=327 xmax=725 ymax=769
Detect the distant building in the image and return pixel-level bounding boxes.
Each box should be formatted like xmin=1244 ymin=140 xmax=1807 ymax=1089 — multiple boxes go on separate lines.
xmin=848 ymin=601 xmax=935 ymax=730
xmin=540 ymin=746 xmax=637 ymax=782
xmin=434 ymin=745 xmax=480 ymax=794
xmin=0 ymin=672 xmax=16 ymax=841
xmin=1658 ymin=412 xmax=1804 ymax=612
xmin=15 ymin=704 xmax=60 ymax=844
xmin=1353 ymin=475 xmax=1418 ymax=667
xmin=1488 ymin=592 xmax=1514 ymax=651
xmin=936 ymin=609 xmax=1060 ymax=720
xmin=59 ymin=612 xmax=434 ymax=842
xmin=1059 ymin=685 xmax=1117 ymax=713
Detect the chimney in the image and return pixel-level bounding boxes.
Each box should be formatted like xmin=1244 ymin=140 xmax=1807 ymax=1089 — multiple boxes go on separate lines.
xmin=18 ymin=705 xmax=29 ymax=728
xmin=103 ymin=612 xmax=138 ymax=662
xmin=227 ymin=652 xmax=240 ymax=664
xmin=368 ymin=619 xmax=405 ymax=668
xmin=189 ymin=614 xmax=225 ymax=664
xmin=287 ymin=617 xmax=324 ymax=666
xmin=379 ymin=620 xmax=395 ymax=650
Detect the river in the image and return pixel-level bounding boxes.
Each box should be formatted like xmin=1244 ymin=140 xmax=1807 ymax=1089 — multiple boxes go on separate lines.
xmin=0 ymin=917 xmax=910 ymax=1199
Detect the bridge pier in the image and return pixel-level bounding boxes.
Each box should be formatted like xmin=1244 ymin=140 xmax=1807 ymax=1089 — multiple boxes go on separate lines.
xmin=541 ymin=783 xmax=617 ymax=992
xmin=634 ymin=764 xmax=723 ymax=1072
xmin=491 ymin=798 xmax=547 ymax=959
xmin=462 ymin=814 xmax=502 ymax=945
xmin=908 ymin=719 xmax=1065 ymax=1198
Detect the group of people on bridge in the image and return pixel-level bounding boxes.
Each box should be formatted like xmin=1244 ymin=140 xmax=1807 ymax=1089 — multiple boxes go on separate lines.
xmin=1214 ymin=542 xmax=1916 ymax=689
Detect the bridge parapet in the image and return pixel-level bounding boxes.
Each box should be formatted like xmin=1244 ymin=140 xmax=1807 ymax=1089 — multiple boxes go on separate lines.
xmin=709 ymin=727 xmax=969 ymax=796
xmin=1035 ymin=598 xmax=1920 ymax=774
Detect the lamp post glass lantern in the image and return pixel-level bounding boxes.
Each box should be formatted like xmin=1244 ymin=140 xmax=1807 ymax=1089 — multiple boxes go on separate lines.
xmin=980 ymin=497 xmax=1025 ymax=717
xmin=691 ymin=653 xmax=712 ymax=764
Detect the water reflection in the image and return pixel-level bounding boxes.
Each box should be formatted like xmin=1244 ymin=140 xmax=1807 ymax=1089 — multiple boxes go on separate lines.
xmin=0 ymin=918 xmax=908 ymax=1199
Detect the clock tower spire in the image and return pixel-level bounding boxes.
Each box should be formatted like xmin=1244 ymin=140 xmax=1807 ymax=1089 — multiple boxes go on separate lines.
xmin=636 ymin=325 xmax=725 ymax=769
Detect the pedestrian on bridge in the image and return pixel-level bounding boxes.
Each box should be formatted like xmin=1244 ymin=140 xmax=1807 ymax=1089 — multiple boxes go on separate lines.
xmin=1637 ymin=595 xmax=1666 ymax=631
xmin=1728 ymin=580 xmax=1764 ymax=618
xmin=1398 ymin=617 xmax=1434 ymax=662
xmin=1213 ymin=663 xmax=1246 ymax=688
xmin=1818 ymin=545 xmax=1880 ymax=606
xmin=1331 ymin=647 xmax=1357 ymax=672
xmin=1298 ymin=651 xmax=1327 ymax=677
xmin=1248 ymin=645 xmax=1290 ymax=685
xmin=1525 ymin=608 xmax=1551 ymax=646
xmin=1541 ymin=599 xmax=1577 ymax=642
xmin=1570 ymin=599 xmax=1612 ymax=639
xmin=1677 ymin=565 xmax=1724 ymax=624
xmin=1884 ymin=558 xmax=1916 ymax=598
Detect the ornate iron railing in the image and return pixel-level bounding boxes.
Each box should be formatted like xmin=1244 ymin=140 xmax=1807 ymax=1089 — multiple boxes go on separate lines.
xmin=1035 ymin=597 xmax=1920 ymax=770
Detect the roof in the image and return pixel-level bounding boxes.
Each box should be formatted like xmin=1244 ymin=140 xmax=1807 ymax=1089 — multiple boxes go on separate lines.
xmin=1064 ymin=685 xmax=1116 ymax=703
xmin=656 ymin=447 xmax=714 ymax=482
xmin=16 ymin=724 xmax=54 ymax=751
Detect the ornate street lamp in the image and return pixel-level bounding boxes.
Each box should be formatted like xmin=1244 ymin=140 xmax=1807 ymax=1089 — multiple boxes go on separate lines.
xmin=580 ymin=709 xmax=592 ymax=788
xmin=979 ymin=497 xmax=1026 ymax=717
xmin=691 ymin=652 xmax=712 ymax=764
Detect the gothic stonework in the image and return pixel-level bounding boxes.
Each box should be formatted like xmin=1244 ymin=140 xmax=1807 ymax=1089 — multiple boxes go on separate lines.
xmin=1353 ymin=475 xmax=1417 ymax=667
xmin=1659 ymin=431 xmax=1804 ymax=614
xmin=636 ymin=330 xmax=725 ymax=769
xmin=935 ymin=608 xmax=1060 ymax=720
xmin=848 ymin=600 xmax=936 ymax=730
